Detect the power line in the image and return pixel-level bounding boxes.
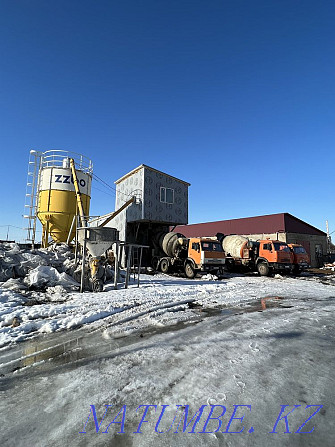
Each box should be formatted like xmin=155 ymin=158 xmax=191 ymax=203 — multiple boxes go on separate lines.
xmin=91 ymin=185 xmax=115 ymax=198
xmin=0 ymin=225 xmax=41 ymax=233
xmin=91 ymin=173 xmax=134 ymax=200
xmin=91 ymin=172 xmax=116 ymax=192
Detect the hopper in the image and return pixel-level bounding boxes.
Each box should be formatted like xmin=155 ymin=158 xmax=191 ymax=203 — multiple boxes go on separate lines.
xmin=77 ymin=227 xmax=119 ymax=258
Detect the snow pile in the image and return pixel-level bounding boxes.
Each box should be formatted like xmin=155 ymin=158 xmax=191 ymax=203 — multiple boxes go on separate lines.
xmin=0 ymin=242 xmax=79 ymax=292
xmin=24 ymin=266 xmax=79 ymax=289
xmin=201 ymin=273 xmax=218 ymax=281
xmin=321 ymin=262 xmax=335 ymax=271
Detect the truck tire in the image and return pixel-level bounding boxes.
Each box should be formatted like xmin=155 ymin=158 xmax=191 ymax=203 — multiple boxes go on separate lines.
xmin=185 ymin=262 xmax=195 ymax=279
xmin=257 ymin=262 xmax=269 ymax=276
xmin=292 ymin=265 xmax=301 ymax=276
xmin=160 ymin=258 xmax=170 ymax=274
xmin=151 ymin=256 xmax=159 ymax=270
xmin=224 ymin=260 xmax=234 ymax=272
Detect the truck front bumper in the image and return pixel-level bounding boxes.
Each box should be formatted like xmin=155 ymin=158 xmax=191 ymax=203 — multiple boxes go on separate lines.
xmin=298 ymin=262 xmax=309 ymax=269
xmin=294 ymin=262 xmax=309 ymax=271
xmin=271 ymin=263 xmax=292 ymax=271
xmin=200 ymin=263 xmax=225 ymax=272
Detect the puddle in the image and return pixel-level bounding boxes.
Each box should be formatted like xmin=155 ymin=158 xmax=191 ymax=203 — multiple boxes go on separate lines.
xmin=245 ymin=296 xmax=294 ymax=312
xmin=0 ymin=296 xmax=292 ymax=376
xmin=197 ymin=296 xmax=293 ymax=318
xmin=0 ymin=316 xmax=202 ymax=376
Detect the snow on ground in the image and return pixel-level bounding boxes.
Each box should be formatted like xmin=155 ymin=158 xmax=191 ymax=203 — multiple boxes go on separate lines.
xmin=1 ymin=250 xmax=335 ymax=447
xmin=0 ymin=272 xmax=333 ymax=349
xmin=0 ymin=272 xmax=334 ymax=447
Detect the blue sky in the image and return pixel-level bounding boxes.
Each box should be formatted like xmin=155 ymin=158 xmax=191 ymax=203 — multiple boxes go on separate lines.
xmin=0 ymin=0 xmax=334 ymax=241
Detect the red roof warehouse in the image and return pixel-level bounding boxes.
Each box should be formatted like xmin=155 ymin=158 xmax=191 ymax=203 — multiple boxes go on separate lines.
xmin=175 ymin=213 xmax=326 ymax=238
xmin=174 ymin=213 xmax=327 ymax=267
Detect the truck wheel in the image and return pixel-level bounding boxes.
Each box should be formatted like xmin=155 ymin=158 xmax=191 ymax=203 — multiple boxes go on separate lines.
xmin=160 ymin=258 xmax=170 ymax=274
xmin=257 ymin=262 xmax=269 ymax=276
xmin=224 ymin=261 xmax=233 ymax=273
xmin=185 ymin=262 xmax=195 ymax=279
xmin=292 ymin=265 xmax=301 ymax=276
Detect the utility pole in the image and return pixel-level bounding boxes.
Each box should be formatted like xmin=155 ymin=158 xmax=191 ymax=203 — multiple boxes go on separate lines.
xmin=326 ymin=220 xmax=330 ymax=254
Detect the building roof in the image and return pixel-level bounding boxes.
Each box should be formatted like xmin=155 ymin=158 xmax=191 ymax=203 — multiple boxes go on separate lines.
xmin=174 ymin=213 xmax=326 ymax=237
xmin=115 ymin=164 xmax=191 ymax=186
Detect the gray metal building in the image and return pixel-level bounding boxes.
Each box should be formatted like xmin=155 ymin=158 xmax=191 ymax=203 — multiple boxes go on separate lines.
xmin=107 ymin=164 xmax=190 ymax=265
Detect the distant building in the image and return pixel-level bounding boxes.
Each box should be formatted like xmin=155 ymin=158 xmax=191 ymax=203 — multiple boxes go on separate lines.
xmin=175 ymin=213 xmax=327 ymax=268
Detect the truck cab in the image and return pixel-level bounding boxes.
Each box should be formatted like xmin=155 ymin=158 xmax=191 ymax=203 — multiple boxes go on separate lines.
xmin=287 ymin=244 xmax=310 ymax=274
xmin=257 ymin=240 xmax=293 ymax=275
xmin=186 ymin=237 xmax=225 ymax=278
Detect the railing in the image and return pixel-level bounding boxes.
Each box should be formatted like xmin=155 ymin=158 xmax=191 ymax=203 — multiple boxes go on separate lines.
xmin=40 ymin=150 xmax=93 ymax=173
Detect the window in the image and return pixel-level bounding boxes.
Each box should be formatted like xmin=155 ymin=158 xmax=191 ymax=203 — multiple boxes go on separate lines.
xmin=293 ymin=246 xmax=306 ymax=254
xmin=160 ymin=187 xmax=174 ymax=204
xmin=201 ymin=242 xmax=223 ymax=252
xmin=192 ymin=242 xmax=200 ymax=251
xmin=273 ymin=243 xmax=290 ymax=253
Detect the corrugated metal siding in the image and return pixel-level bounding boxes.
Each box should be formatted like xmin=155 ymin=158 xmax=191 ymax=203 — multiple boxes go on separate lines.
xmin=175 ymin=213 xmax=326 ymax=238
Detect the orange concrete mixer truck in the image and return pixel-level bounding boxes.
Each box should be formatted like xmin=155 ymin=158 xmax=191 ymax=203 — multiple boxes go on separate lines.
xmin=217 ymin=233 xmax=294 ymax=276
xmin=287 ymin=243 xmax=310 ymax=274
xmin=151 ymin=232 xmax=226 ymax=278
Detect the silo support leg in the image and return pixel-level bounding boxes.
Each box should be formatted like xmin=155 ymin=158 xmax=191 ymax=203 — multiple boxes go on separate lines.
xmin=80 ymin=238 xmax=87 ymax=293
xmin=42 ymin=222 xmax=49 ymax=248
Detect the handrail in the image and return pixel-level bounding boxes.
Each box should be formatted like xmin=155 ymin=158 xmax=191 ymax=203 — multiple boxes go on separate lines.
xmin=40 ymin=150 xmax=93 ymax=173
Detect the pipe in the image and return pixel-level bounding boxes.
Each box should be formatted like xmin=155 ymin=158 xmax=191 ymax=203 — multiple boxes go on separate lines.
xmin=69 ymin=158 xmax=86 ymax=228
xmin=66 ymin=215 xmax=76 ymax=245
xmin=94 ymin=197 xmax=135 ymax=227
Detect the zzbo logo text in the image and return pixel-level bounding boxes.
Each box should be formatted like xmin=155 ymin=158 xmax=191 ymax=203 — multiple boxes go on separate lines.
xmin=54 ymin=174 xmax=86 ymax=187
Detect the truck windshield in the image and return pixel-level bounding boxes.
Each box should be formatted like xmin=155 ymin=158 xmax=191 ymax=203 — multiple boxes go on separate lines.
xmin=293 ymin=246 xmax=307 ymax=254
xmin=201 ymin=242 xmax=223 ymax=252
xmin=273 ymin=243 xmax=291 ymax=253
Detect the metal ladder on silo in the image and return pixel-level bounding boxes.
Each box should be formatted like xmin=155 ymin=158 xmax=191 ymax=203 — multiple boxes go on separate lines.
xmin=23 ymin=151 xmax=42 ymax=247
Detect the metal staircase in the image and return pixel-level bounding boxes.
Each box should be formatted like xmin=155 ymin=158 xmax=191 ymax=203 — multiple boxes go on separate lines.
xmin=23 ymin=150 xmax=42 ymax=247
